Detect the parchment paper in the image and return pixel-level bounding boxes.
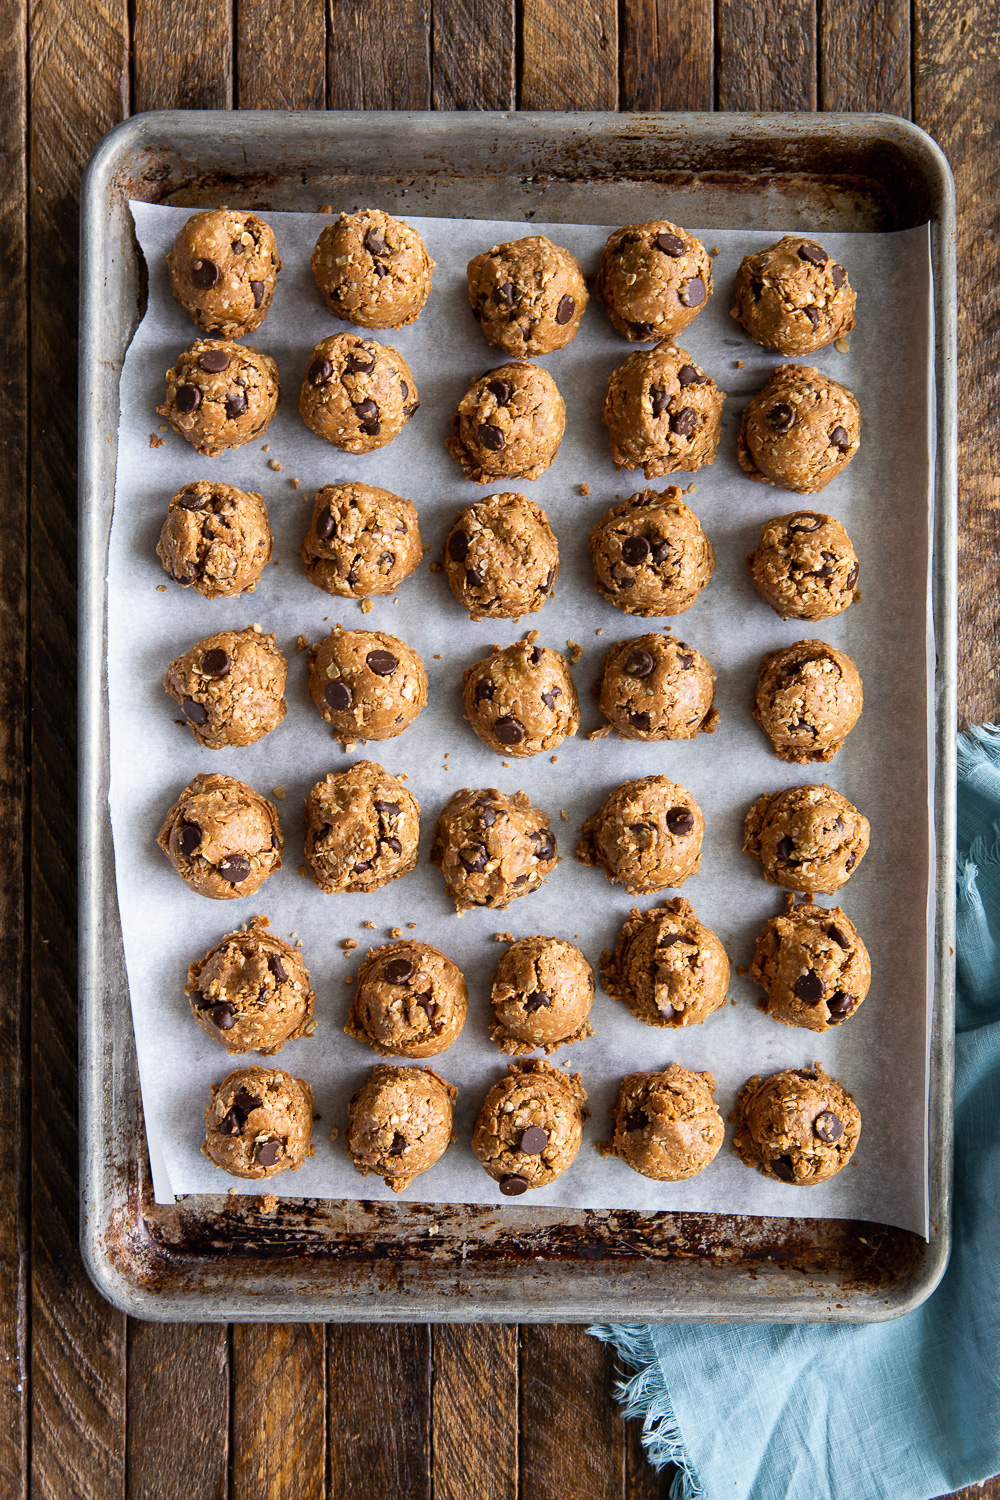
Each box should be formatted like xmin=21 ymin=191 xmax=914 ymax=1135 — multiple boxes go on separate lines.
xmin=110 ymin=203 xmax=934 ymax=1232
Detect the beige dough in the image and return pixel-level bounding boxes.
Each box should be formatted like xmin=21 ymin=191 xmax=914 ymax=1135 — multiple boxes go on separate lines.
xmin=746 ymin=511 xmax=860 ymax=622
xmin=577 ymin=776 xmax=704 ymax=895
xmin=158 ymin=338 xmax=280 ymax=456
xmin=430 ymin=788 xmax=557 ymax=913
xmin=346 ymin=941 xmax=468 ymax=1057
xmin=593 ymin=632 xmax=718 ymax=740
xmin=599 ymin=896 xmax=729 ymax=1028
xmin=750 ymin=896 xmax=871 ymax=1032
xmin=311 ymin=209 xmax=434 ymax=329
xmin=345 ymin=1064 xmax=457 ymax=1191
xmin=307 ymin=628 xmax=427 ymax=744
xmin=443 ymin=492 xmax=559 ymax=621
xmin=732 ymin=1063 xmax=861 ymax=1184
xmin=743 ymin=782 xmax=870 ymax=893
xmin=603 ymin=343 xmax=725 ymax=478
xmin=186 ymin=914 xmax=314 ymax=1054
xmin=589 ymin=488 xmax=715 ymax=617
xmin=753 ymin=639 xmax=863 ymax=762
xmin=467 ymin=235 xmax=588 ymax=356
xmin=164 ymin=625 xmax=287 ymax=749
xmin=471 ymin=1059 xmax=588 ymax=1194
xmin=463 ymin=640 xmax=580 ymax=758
xmin=157 ymin=773 xmax=283 ymax=899
xmin=303 ymin=759 xmax=420 ymax=894
xmin=595 ymin=221 xmax=713 ymax=342
xmin=489 ymin=936 xmax=595 ymax=1055
xmin=732 ymin=236 xmax=856 ymax=356
xmin=157 ymin=481 xmax=272 ymax=598
xmin=202 ymin=1065 xmax=315 ymax=1179
xmin=300 ymin=482 xmax=422 ymax=598
xmin=446 ymin=362 xmax=566 ymax=483
xmin=299 ymin=333 xmax=418 ymax=453
xmin=738 ymin=365 xmax=860 ymax=492
xmin=600 ymin=1065 xmax=724 ymax=1180
xmin=167 ymin=208 xmax=281 ymax=339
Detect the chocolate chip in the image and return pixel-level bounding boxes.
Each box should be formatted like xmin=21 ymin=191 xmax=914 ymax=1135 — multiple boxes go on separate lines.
xmin=269 ymin=954 xmax=288 ymax=983
xmin=475 ymin=679 xmax=496 ymax=703
xmin=540 ymin=688 xmax=561 ymax=710
xmin=346 ymin=351 xmax=376 ymax=374
xmin=846 ymin=561 xmax=860 ymax=590
xmin=174 ymin=384 xmax=201 ymax=414
xmin=827 ymin=924 xmax=850 ymax=948
xmin=768 ymin=402 xmax=794 ymax=432
xmin=309 ymin=357 xmax=332 ymax=385
xmin=384 ymin=957 xmax=414 ymax=984
xmin=511 ymin=875 xmax=528 ymax=889
xmin=677 ymin=652 xmax=694 ymax=669
xmin=827 ymin=991 xmax=852 ymax=1020
xmin=630 ymin=321 xmax=654 ymax=340
xmin=379 ymin=551 xmax=396 ymax=570
xmin=814 ymin=1111 xmax=843 ymax=1143
xmin=255 ymin=1139 xmax=281 ymax=1167
xmin=798 ymin=241 xmax=828 ymax=266
xmin=352 ymin=398 xmax=381 ymax=435
xmin=180 ymin=490 xmax=209 ymax=510
xmin=218 ymin=1107 xmax=243 ymax=1136
xmin=555 ymin=295 xmax=575 ymax=325
xmin=650 ymin=387 xmax=670 ymax=419
xmin=627 ymin=1108 xmax=650 ymax=1132
xmin=629 ymin=711 xmax=651 ymax=731
xmin=666 ymin=806 xmax=694 ymax=835
xmin=364 ymin=228 xmax=388 ymax=257
xmin=209 ymin=1002 xmax=235 ymax=1030
xmin=415 ymin=994 xmax=437 ymax=1020
xmin=532 ymin=830 xmax=556 ymax=861
xmin=325 ymin=681 xmax=352 ymax=711
xmin=396 ymin=521 xmax=409 ymax=534
xmin=777 ymin=835 xmax=795 ymax=860
xmin=389 ymin=1131 xmax=407 ymax=1156
xmin=793 ymin=969 xmax=826 ymax=1004
xmin=191 ymin=258 xmax=219 ymax=288
xmin=487 ymin=379 xmax=511 ymax=403
xmin=681 ymin=277 xmax=705 ymax=308
xmin=199 ymin=348 xmax=231 ymax=373
xmin=830 ymin=425 xmax=851 ymax=450
xmin=650 ymin=541 xmax=671 ymax=564
xmin=670 ymin=407 xmax=697 ymax=437
xmin=352 ymin=860 xmax=371 ymax=873
xmin=478 ymin=424 xmax=505 ymax=451
xmin=477 ymin=801 xmax=497 ymax=826
xmin=624 ymin=649 xmax=655 ymax=678
xmin=527 ymin=645 xmax=542 ymax=666
xmin=219 ymin=853 xmax=252 ymax=884
xmin=448 ymin=529 xmax=470 ymax=563
xmin=834 ymin=816 xmax=844 ymax=833
xmin=201 ymin=648 xmax=230 ymax=677
xmin=494 ymin=282 xmax=515 ymax=307
xmin=182 ymin=697 xmax=208 ymax=724
xmin=499 ymin=1174 xmax=529 ymax=1196
xmin=459 ymin=844 xmax=488 ymax=873
xmin=179 ymin=824 xmax=202 ymax=857
xmin=832 ymin=264 xmax=847 ymax=289
xmin=804 ymin=306 xmax=820 ymax=328
xmin=404 ymin=400 xmax=420 ymax=418
xmin=519 ymin=1126 xmax=548 ymax=1154
xmin=655 ymin=232 xmax=685 ymax=256
xmin=233 ymin=1087 xmax=261 ymax=1115
xmin=621 ymin=535 xmax=651 ymax=566
xmin=250 ymin=280 xmax=264 ymax=308
xmin=677 ymin=364 xmax=706 ymax=386
xmin=750 ymin=278 xmax=764 ymax=300
xmin=316 ymin=508 xmax=336 ymax=540
xmin=494 ymin=717 xmax=525 ymax=746
xmin=366 ymin=650 xmax=397 ymax=676
xmin=225 ymin=390 xmax=247 ymax=420
xmin=524 ymin=990 xmax=550 ymax=1012
xmin=542 ymin=567 xmax=555 ymax=591
xmin=845 ymin=852 xmax=857 ymax=872
xmin=374 ymin=800 xmax=401 ymax=816
xmin=658 ymin=933 xmax=689 ymax=947
xmin=789 ymin=514 xmax=823 ymax=532
xmin=771 ymin=1155 xmax=796 ymax=1182
xmin=381 ymin=837 xmax=402 ymax=854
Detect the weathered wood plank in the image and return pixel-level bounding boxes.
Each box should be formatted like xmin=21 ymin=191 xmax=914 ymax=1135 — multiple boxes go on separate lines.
xmin=621 ymin=0 xmax=713 ymax=111
xmin=519 ymin=1326 xmax=624 ymax=1500
xmin=627 ymin=1418 xmax=674 ymax=1499
xmin=327 ymin=1325 xmax=431 ymax=1499
xmin=132 ymin=0 xmax=233 ymax=112
xmin=432 ymin=0 xmax=515 ymax=110
xmin=717 ymin=0 xmax=817 ymax=110
xmin=232 ymin=1324 xmax=326 ymax=1500
xmin=237 ymin=0 xmax=326 ymax=109
xmin=326 ymin=0 xmax=431 ymax=109
xmin=431 ymin=1325 xmax=517 ymax=1500
xmin=521 ymin=0 xmax=618 ymax=109
xmin=125 ymin=1324 xmax=228 ymax=1500
xmin=819 ymin=0 xmax=910 ymax=114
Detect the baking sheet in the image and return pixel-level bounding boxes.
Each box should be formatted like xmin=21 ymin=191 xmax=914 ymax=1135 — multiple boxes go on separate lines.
xmin=110 ymin=204 xmax=933 ymax=1232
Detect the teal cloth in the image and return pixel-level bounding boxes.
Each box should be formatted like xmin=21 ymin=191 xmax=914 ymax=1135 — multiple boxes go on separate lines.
xmin=591 ymin=725 xmax=1000 ymax=1500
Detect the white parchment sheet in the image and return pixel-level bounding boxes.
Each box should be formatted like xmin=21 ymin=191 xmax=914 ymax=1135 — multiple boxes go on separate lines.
xmin=111 ymin=204 xmax=934 ymax=1231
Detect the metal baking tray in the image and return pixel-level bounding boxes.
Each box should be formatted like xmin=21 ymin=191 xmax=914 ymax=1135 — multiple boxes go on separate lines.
xmin=79 ymin=111 xmax=957 ymax=1323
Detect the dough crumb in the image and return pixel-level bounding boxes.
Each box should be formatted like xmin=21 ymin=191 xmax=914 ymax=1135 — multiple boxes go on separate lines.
xmin=290 ymin=477 xmax=300 ymax=489
xmin=429 ymin=560 xmax=443 ymax=574
xmin=579 ymin=483 xmax=590 ymax=495
xmin=344 ymin=974 xmax=355 ymax=984
xmin=267 ymin=459 xmax=282 ymax=471
xmin=835 ymin=337 xmax=850 ymax=353
xmin=271 ymin=786 xmax=286 ymax=801
xmin=550 ymin=755 xmax=558 ymax=763
xmin=587 ymin=726 xmax=611 ymax=740
xmin=735 ymin=360 xmax=746 ymax=368
xmin=710 ymin=246 xmax=720 ymax=256
xmin=398 ymin=772 xmax=409 ymax=780
xmin=566 ymin=640 xmax=583 ymax=663
xmin=296 ymin=633 xmax=309 ymax=652
xmin=407 ymin=922 xmax=417 ymax=929
xmin=262 ymin=444 xmax=270 ymax=451
xmin=433 ymin=654 xmax=442 ymax=660
xmin=341 ymin=938 xmax=358 ymax=950
xmin=686 ymin=483 xmax=697 ymax=493
xmin=273 ymin=558 xmax=280 ymax=566
xmin=295 ymin=939 xmax=303 ymax=948
xmin=298 ymin=864 xmax=308 ymax=877
xmin=329 ymin=1126 xmax=339 ymax=1141
xmin=252 ymin=622 xmax=262 ymax=632
xmin=304 ymin=1018 xmax=317 ymax=1033
xmin=492 ymin=931 xmax=515 ymax=943
xmin=524 ymin=629 xmax=540 ymax=644
xmin=736 ymin=964 xmax=748 ymax=977
xmin=560 ymin=809 xmax=569 ymax=820
xmin=149 ymin=432 xmax=165 ymax=448
xmin=364 ymin=920 xmax=377 ymax=929
xmin=156 ymin=584 xmax=167 ymax=592
xmin=502 ymin=761 xmax=510 ymax=768
xmin=360 ymin=598 xmax=373 ymax=614
xmin=390 ymin=926 xmax=403 ymax=938
xmin=595 ymin=628 xmax=603 ymax=635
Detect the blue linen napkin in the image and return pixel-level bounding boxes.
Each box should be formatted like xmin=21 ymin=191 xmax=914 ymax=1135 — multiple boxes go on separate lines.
xmin=590 ymin=724 xmax=1000 ymax=1500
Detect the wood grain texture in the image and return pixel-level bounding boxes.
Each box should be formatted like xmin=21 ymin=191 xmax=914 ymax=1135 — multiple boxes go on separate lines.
xmin=915 ymin=0 xmax=1000 ymax=725
xmin=326 ymin=0 xmax=431 ymax=109
xmin=627 ymin=1419 xmax=673 ymax=1499
xmin=622 ymin=0 xmax=713 ymax=111
xmin=432 ymin=0 xmax=515 ymax=109
xmin=132 ymin=0 xmax=233 ymax=111
xmin=819 ymin=0 xmax=910 ymax=114
xmin=125 ymin=1324 xmax=228 ymax=1500
xmin=717 ymin=0 xmax=817 ymax=109
xmin=232 ymin=1324 xmax=326 ymax=1500
xmin=327 ymin=1325 xmax=431 ymax=1499
xmin=433 ymin=1325 xmax=517 ymax=1500
xmin=519 ymin=1326 xmax=624 ymax=1500
xmin=521 ymin=0 xmax=618 ymax=109
xmin=237 ymin=0 xmax=326 ymax=109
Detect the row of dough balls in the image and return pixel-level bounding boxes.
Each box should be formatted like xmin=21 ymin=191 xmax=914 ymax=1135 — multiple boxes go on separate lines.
xmin=168 ymin=207 xmax=855 ymax=361
xmin=157 ymin=771 xmax=871 ymax=906
xmin=201 ymin=1056 xmax=861 ymax=1193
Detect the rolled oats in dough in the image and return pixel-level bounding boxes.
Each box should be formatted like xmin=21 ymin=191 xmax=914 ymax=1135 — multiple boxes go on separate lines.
xmin=746 ymin=511 xmax=860 ymax=622
xmin=732 ymin=1062 xmax=861 ymax=1185
xmin=299 ymin=333 xmax=418 ymax=453
xmin=303 ymin=759 xmax=420 ymax=895
xmin=589 ymin=488 xmax=715 ymax=617
xmin=345 ymin=1063 xmax=457 ymax=1192
xmin=443 ymin=492 xmax=559 ymax=621
xmin=430 ymin=788 xmax=557 ymax=914
xmin=157 ymin=481 xmax=272 ymax=598
xmin=603 ymin=343 xmax=725 ymax=478
xmin=467 ymin=235 xmax=588 ymax=356
xmin=732 ymin=236 xmax=856 ymax=356
xmin=577 ymin=776 xmax=704 ymax=896
xmin=157 ymin=338 xmax=280 ymax=456
xmin=753 ymin=639 xmax=863 ymax=762
xmin=737 ymin=364 xmax=860 ymax=493
xmin=743 ymin=782 xmax=870 ymax=894
xmin=595 ymin=221 xmax=713 ymax=343
xmin=307 ymin=628 xmax=427 ymax=744
xmin=300 ymin=482 xmax=422 ymax=598
xmin=157 ymin=772 xmax=283 ymax=900
xmin=186 ymin=914 xmax=314 ymax=1055
xmin=446 ymin=361 xmax=566 ymax=483
xmin=202 ymin=1065 xmax=315 ymax=1180
xmin=600 ymin=1064 xmax=724 ymax=1181
xmin=471 ymin=1059 xmax=588 ymax=1194
xmin=346 ymin=941 xmax=468 ymax=1058
xmin=462 ymin=640 xmax=580 ymax=758
xmin=489 ymin=935 xmax=595 ymax=1055
xmin=750 ymin=896 xmax=871 ymax=1032
xmin=311 ymin=209 xmax=434 ymax=329
xmin=593 ymin=632 xmax=718 ymax=741
xmin=167 ymin=208 xmax=281 ymax=339
xmin=164 ymin=625 xmax=287 ymax=750
xmin=599 ymin=896 xmax=730 ymax=1028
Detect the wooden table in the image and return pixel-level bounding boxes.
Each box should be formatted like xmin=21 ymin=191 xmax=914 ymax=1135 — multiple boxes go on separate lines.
xmin=2 ymin=0 xmax=996 ymax=1493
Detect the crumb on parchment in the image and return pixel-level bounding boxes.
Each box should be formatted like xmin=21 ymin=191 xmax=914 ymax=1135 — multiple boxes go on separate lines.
xmin=588 ymin=726 xmax=611 ymax=740
xmin=566 ymin=640 xmax=583 ymax=664
xmin=267 ymin=459 xmax=282 ymax=471
xmin=342 ymin=938 xmax=358 ymax=950
xmin=156 ymin=584 xmax=167 ymax=592
xmin=149 ymin=433 xmax=165 ymax=448
xmin=297 ymin=634 xmax=309 ymax=652
xmin=271 ymin=786 xmax=286 ymax=801
xmin=579 ymin=483 xmax=590 ymax=495
xmin=429 ymin=560 xmax=443 ymax=574
xmin=560 ymin=809 xmax=569 ymax=820
xmin=492 ymin=931 xmax=515 ymax=943
xmin=364 ymin=920 xmax=377 ymax=929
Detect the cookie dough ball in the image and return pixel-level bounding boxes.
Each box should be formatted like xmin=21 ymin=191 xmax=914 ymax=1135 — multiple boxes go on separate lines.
xmin=304 ymin=760 xmax=420 ymax=894
xmin=443 ymin=492 xmax=559 ymax=621
xmin=446 ymin=362 xmax=566 ymax=483
xmin=599 ymin=897 xmax=729 ymax=1027
xmin=589 ymin=488 xmax=715 ymax=617
xmin=746 ymin=512 xmax=860 ymax=622
xmin=202 ymin=1065 xmax=315 ymax=1179
xmin=750 ymin=898 xmax=871 ymax=1031
xmin=472 ymin=1060 xmax=588 ymax=1194
xmin=733 ymin=1063 xmax=861 ymax=1184
xmin=753 ymin=640 xmax=863 ymax=763
xmin=186 ymin=915 xmax=314 ymax=1054
xmin=157 ymin=339 xmax=279 ymax=457
xmin=312 ymin=209 xmax=434 ymax=330
xmin=157 ymin=481 xmax=272 ymax=598
xmin=157 ymin=773 xmax=283 ymax=899
xmin=299 ymin=334 xmax=418 ymax=453
xmin=308 ymin=629 xmax=427 ymax=744
xmin=577 ymin=776 xmax=703 ymax=895
xmin=595 ymin=221 xmax=713 ymax=343
xmin=732 ymin=236 xmax=856 ymax=356
xmin=345 ymin=1064 xmax=456 ymax=1191
xmin=300 ymin=482 xmax=421 ymax=599
xmin=164 ymin=626 xmax=287 ymax=750
xmin=738 ymin=365 xmax=860 ymax=492
xmin=463 ymin=641 xmax=580 ymax=758
xmin=489 ymin=936 xmax=595 ymax=1055
xmin=346 ymin=942 xmax=468 ymax=1058
xmin=594 ymin=633 xmax=718 ymax=740
xmin=467 ymin=235 xmax=588 ymax=356
xmin=166 ymin=208 xmax=281 ymax=339
xmin=430 ymin=788 xmax=557 ymax=913
xmin=743 ymin=783 xmax=870 ymax=893
xmin=601 ymin=1065 xmax=724 ymax=1180
xmin=603 ymin=344 xmax=725 ymax=478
